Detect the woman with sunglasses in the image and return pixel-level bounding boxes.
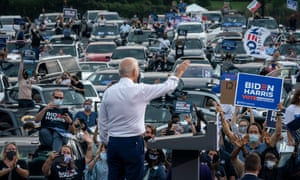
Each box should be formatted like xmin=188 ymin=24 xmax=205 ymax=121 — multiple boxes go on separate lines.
xmin=0 ymin=142 xmax=29 ymax=180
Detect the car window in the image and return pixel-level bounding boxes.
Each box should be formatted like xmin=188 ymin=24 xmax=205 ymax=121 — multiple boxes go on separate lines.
xmin=86 ymin=44 xmax=116 ymax=53
xmin=42 ymin=89 xmax=85 ymax=105
xmin=182 ymin=66 xmax=212 ymax=78
xmin=59 ymin=58 xmax=80 ymax=72
xmin=177 ymin=24 xmax=204 ymax=33
xmin=84 ymin=84 xmax=98 ymax=97
xmin=49 ymin=46 xmax=77 ymax=57
xmin=111 ymin=49 xmax=145 ymax=60
xmin=92 ymin=25 xmax=119 ymax=36
xmin=88 ymin=73 xmax=120 ymax=85
xmin=145 ymin=104 xmax=172 ymax=126
xmin=45 ymin=61 xmax=61 ymax=74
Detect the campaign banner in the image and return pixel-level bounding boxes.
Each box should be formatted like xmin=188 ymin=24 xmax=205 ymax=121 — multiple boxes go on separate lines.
xmin=266 ymin=110 xmax=286 ymax=130
xmin=287 ymin=0 xmax=298 ymax=11
xmin=234 ymin=73 xmax=283 ymax=110
xmin=243 ymin=27 xmax=271 ymax=59
xmin=13 ymin=18 xmax=26 ymax=25
xmin=63 ymin=8 xmax=77 ymax=18
xmin=174 ymin=100 xmax=193 ymax=113
xmin=0 ymin=36 xmax=7 ymax=48
xmin=247 ymin=0 xmax=262 ymax=13
xmin=222 ymin=39 xmax=237 ymax=51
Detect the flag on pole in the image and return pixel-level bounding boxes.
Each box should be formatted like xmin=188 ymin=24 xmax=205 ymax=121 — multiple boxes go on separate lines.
xmin=247 ymin=0 xmax=262 ymax=13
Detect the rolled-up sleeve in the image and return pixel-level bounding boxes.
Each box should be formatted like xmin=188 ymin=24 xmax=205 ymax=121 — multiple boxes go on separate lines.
xmin=141 ymin=76 xmax=179 ymax=102
xmin=98 ymin=100 xmax=109 ymax=145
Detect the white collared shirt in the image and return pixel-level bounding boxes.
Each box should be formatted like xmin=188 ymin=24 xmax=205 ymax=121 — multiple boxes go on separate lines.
xmin=98 ymin=76 xmax=179 ymax=144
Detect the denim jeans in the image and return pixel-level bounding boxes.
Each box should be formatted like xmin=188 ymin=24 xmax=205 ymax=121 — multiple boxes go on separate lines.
xmin=39 ymin=128 xmax=67 ymax=151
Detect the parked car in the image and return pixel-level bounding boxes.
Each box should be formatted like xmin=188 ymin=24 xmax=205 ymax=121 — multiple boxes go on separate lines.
xmin=5 ymin=84 xmax=86 ymax=116
xmin=36 ymin=55 xmax=81 ymax=84
xmin=83 ymin=41 xmax=116 ymax=62
xmin=109 ymin=45 xmax=149 ymax=71
xmin=88 ymin=23 xmax=120 ymax=44
xmin=79 ymin=61 xmax=110 ymax=80
xmin=174 ymin=21 xmax=207 ymax=45
xmin=0 ymin=106 xmax=40 ymax=137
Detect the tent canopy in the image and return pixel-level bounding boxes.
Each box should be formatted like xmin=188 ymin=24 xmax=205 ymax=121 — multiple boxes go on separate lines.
xmin=185 ymin=3 xmax=208 ymax=13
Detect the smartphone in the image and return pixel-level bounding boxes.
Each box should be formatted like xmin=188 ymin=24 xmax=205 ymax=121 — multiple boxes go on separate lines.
xmin=62 ymin=108 xmax=69 ymax=114
xmin=53 ymin=154 xmax=64 ymax=163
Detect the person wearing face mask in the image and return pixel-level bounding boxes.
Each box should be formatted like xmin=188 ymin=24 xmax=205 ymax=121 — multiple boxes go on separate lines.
xmin=0 ymin=142 xmax=29 ymax=180
xmin=74 ymin=99 xmax=97 ymax=129
xmin=34 ymin=89 xmax=73 ymax=152
xmin=85 ymin=144 xmax=108 ymax=180
xmin=42 ymin=133 xmax=93 ymax=180
xmin=144 ymin=148 xmax=169 ymax=180
xmin=258 ymin=147 xmax=281 ymax=180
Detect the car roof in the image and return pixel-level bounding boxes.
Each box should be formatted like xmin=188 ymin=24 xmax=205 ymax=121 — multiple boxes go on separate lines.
xmin=114 ymin=45 xmax=146 ymax=50
xmin=87 ymin=41 xmax=116 ymax=45
xmin=0 ymin=136 xmax=40 ymax=146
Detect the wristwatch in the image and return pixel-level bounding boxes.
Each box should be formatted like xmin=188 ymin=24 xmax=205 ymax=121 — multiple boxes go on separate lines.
xmin=16 ymin=164 xmax=20 ymax=169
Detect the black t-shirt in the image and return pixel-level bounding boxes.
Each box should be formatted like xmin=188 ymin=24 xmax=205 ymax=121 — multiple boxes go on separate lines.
xmin=47 ymin=159 xmax=85 ymax=180
xmin=41 ymin=107 xmax=71 ymax=131
xmin=71 ymin=81 xmax=84 ymax=96
xmin=0 ymin=159 xmax=28 ymax=180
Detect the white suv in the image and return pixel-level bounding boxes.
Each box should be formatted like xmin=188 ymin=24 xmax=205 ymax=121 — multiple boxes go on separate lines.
xmin=175 ymin=21 xmax=207 ymax=45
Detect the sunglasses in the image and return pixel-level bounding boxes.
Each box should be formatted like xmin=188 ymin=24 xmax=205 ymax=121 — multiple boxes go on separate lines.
xmin=54 ymin=96 xmax=64 ymax=99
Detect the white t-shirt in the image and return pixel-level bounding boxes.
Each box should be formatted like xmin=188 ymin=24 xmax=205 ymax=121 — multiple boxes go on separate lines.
xmin=284 ymin=104 xmax=300 ymax=124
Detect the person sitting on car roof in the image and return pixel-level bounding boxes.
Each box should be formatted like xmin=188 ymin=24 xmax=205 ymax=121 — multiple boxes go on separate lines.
xmin=34 ymin=89 xmax=74 ymax=152
xmin=0 ymin=142 xmax=29 ymax=180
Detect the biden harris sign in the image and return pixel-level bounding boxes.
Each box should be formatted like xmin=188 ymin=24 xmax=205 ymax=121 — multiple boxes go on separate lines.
xmin=234 ymin=73 xmax=283 ymax=110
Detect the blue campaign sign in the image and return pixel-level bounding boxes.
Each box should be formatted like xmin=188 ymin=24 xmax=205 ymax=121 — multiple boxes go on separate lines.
xmin=221 ymin=72 xmax=237 ymax=80
xmin=235 ymin=73 xmax=283 ymax=110
xmin=222 ymin=40 xmax=237 ymax=51
xmin=0 ymin=37 xmax=7 ymax=48
xmin=174 ymin=100 xmax=193 ymax=114
xmin=266 ymin=110 xmax=286 ymax=130
xmin=63 ymin=8 xmax=77 ymax=18
xmin=287 ymin=0 xmax=298 ymax=11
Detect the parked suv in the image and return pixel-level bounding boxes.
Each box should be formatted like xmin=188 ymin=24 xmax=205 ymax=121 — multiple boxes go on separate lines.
xmin=36 ymin=55 xmax=81 ymax=84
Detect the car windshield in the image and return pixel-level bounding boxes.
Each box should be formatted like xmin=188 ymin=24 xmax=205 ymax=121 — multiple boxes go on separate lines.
xmin=171 ymin=39 xmax=204 ymax=50
xmin=86 ymin=44 xmax=116 ymax=54
xmin=248 ymin=19 xmax=278 ymax=29
xmin=223 ymin=16 xmax=246 ymax=25
xmin=279 ymin=43 xmax=300 ymax=56
xmin=49 ymin=45 xmax=77 ymax=57
xmin=182 ymin=66 xmax=213 ymax=78
xmin=111 ymin=49 xmax=145 ymax=60
xmin=102 ymin=14 xmax=121 ymax=20
xmin=88 ymin=73 xmax=120 ymax=86
xmin=0 ymin=18 xmax=15 ymax=25
xmin=177 ymin=24 xmax=204 ymax=33
xmin=42 ymin=89 xmax=85 ymax=105
xmin=92 ymin=25 xmax=119 ymax=36
xmin=0 ymin=62 xmax=36 ymax=77
xmin=80 ymin=63 xmax=108 ymax=72
xmin=128 ymin=31 xmax=157 ymax=43
xmin=215 ymin=40 xmax=246 ymax=54
xmin=84 ymin=84 xmax=98 ymax=97
xmin=145 ymin=104 xmax=172 ymax=125
xmin=6 ymin=42 xmax=32 ymax=53
xmin=88 ymin=12 xmax=99 ymax=21
xmin=202 ymin=13 xmax=222 ymax=22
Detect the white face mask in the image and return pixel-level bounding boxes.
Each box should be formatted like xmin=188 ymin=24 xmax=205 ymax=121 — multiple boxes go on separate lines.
xmin=64 ymin=154 xmax=72 ymax=164
xmin=249 ymin=134 xmax=260 ymax=143
xmin=53 ymin=99 xmax=63 ymax=106
xmin=264 ymin=160 xmax=276 ymax=169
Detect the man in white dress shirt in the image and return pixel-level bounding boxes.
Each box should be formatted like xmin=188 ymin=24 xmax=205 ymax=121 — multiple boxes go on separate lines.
xmin=98 ymin=57 xmax=189 ymax=180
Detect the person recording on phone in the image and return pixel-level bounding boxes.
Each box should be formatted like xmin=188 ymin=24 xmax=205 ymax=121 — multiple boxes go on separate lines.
xmin=18 ymin=51 xmax=38 ymax=108
xmin=34 ymin=89 xmax=73 ymax=152
xmin=42 ymin=133 xmax=93 ymax=179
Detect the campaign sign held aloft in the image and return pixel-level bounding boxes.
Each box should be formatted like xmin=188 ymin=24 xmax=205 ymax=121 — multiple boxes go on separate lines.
xmin=174 ymin=100 xmax=193 ymax=114
xmin=63 ymin=8 xmax=77 ymax=18
xmin=235 ymin=73 xmax=283 ymax=110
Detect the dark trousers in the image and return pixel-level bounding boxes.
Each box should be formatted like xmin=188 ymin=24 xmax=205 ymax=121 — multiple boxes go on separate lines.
xmin=107 ymin=135 xmax=144 ymax=180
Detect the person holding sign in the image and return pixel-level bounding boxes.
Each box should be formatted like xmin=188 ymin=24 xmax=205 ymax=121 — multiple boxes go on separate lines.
xmin=285 ymin=88 xmax=300 ymax=145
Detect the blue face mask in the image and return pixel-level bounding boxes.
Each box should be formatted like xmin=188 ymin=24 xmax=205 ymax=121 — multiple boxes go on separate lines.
xmin=84 ymin=105 xmax=92 ymax=111
xmin=249 ymin=134 xmax=260 ymax=143
xmin=53 ymin=99 xmax=63 ymax=106
xmin=64 ymin=154 xmax=72 ymax=164
xmin=100 ymin=152 xmax=107 ymax=161
xmin=238 ymin=126 xmax=247 ymax=134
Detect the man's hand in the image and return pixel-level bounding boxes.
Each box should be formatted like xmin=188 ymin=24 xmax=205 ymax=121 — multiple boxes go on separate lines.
xmin=175 ymin=60 xmax=190 ymax=78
